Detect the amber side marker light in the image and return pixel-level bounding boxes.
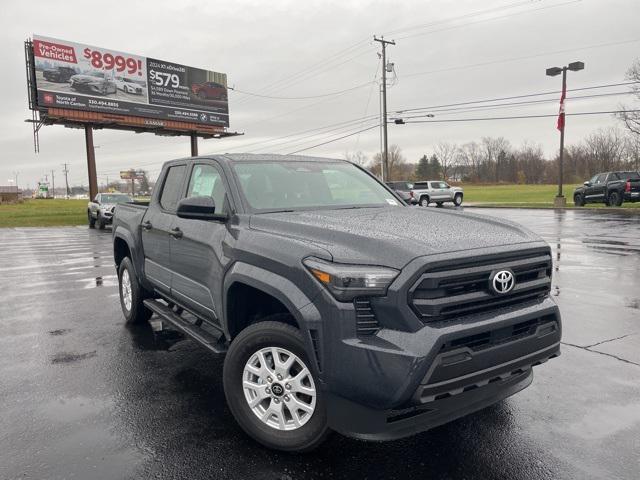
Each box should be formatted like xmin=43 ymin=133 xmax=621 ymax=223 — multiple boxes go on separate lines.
xmin=311 ymin=269 xmax=331 ymax=284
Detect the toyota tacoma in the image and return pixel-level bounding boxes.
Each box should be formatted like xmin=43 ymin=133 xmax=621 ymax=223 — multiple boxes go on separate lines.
xmin=112 ymin=154 xmax=561 ymax=452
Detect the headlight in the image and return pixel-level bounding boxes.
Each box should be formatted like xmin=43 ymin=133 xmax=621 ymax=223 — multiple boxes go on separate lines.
xmin=303 ymin=257 xmax=399 ymax=302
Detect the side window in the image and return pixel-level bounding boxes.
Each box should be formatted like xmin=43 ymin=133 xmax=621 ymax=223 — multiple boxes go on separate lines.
xmin=187 ymin=164 xmax=228 ymax=214
xmin=159 ymin=165 xmax=186 ymax=211
xmin=595 ymin=174 xmax=607 ymax=184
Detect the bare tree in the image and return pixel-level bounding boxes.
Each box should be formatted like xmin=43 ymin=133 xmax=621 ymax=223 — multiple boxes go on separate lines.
xmin=584 ymin=127 xmax=626 ymax=173
xmin=620 ymin=60 xmax=640 ymax=135
xmin=372 ymin=144 xmax=407 ymax=180
xmin=344 ymin=150 xmax=368 ymax=167
xmin=433 ymin=142 xmax=457 ymax=180
xmin=459 ymin=141 xmax=482 ymax=181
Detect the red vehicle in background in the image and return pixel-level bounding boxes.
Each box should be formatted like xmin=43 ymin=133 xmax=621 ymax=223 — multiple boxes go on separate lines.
xmin=191 ymin=81 xmax=227 ymax=101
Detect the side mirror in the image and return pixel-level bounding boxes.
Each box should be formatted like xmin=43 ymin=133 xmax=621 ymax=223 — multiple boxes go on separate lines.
xmin=583 ymin=181 xmax=591 ymax=187
xmin=177 ymin=196 xmax=227 ymax=221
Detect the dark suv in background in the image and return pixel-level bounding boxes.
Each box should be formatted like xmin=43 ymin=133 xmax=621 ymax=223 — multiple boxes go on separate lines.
xmin=386 ymin=181 xmax=416 ymax=204
xmin=573 ymin=171 xmax=640 ymax=206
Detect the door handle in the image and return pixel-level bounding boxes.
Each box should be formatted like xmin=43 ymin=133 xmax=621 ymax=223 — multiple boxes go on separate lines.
xmin=142 ymin=221 xmax=152 ymax=231
xmin=169 ymin=227 xmax=183 ymax=239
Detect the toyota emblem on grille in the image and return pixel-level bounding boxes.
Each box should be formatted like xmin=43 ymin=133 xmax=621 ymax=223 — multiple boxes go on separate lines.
xmin=491 ymin=270 xmax=515 ymax=294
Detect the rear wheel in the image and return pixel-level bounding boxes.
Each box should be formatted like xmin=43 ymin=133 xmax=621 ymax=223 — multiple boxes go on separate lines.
xmin=608 ymin=191 xmax=622 ymax=207
xmin=574 ymin=193 xmax=585 ymax=207
xmin=118 ymin=257 xmax=152 ymax=324
xmin=454 ymin=193 xmax=463 ymax=206
xmin=223 ymin=319 xmax=329 ymax=452
xmin=420 ymin=196 xmax=429 ymax=207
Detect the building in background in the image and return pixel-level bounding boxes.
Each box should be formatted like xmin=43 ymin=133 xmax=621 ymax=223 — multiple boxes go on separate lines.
xmin=0 ymin=186 xmax=23 ymax=203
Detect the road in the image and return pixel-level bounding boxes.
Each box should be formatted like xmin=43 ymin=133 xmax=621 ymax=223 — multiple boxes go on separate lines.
xmin=0 ymin=208 xmax=638 ymax=480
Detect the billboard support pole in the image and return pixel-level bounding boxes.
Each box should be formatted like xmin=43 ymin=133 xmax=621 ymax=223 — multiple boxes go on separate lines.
xmin=85 ymin=126 xmax=98 ymax=201
xmin=190 ymin=133 xmax=198 ymax=157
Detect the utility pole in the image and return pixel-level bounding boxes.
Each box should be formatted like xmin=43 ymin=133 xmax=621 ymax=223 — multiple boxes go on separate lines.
xmin=374 ymin=35 xmax=395 ymax=182
xmin=51 ymin=170 xmax=55 ymax=199
xmin=62 ymin=163 xmax=70 ymax=198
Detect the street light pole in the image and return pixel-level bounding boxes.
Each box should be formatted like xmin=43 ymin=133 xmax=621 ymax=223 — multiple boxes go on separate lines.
xmin=546 ymin=61 xmax=584 ymax=207
xmin=558 ymin=68 xmax=566 ymax=200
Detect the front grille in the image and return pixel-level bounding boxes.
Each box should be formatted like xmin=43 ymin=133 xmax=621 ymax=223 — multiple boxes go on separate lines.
xmin=409 ymin=249 xmax=552 ymax=323
xmin=354 ymin=298 xmax=380 ymax=335
xmin=440 ymin=314 xmax=557 ymax=353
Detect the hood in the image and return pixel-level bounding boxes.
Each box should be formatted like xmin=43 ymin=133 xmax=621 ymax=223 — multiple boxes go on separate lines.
xmin=100 ymin=203 xmax=116 ymax=211
xmin=249 ymin=206 xmax=541 ymax=269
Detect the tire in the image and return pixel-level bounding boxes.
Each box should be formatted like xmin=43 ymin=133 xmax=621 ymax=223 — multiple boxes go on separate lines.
xmin=454 ymin=193 xmax=463 ymax=206
xmin=223 ymin=318 xmax=329 ymax=452
xmin=608 ymin=191 xmax=622 ymax=207
xmin=88 ymin=211 xmax=96 ymax=229
xmin=118 ymin=257 xmax=152 ymax=324
xmin=419 ymin=196 xmax=429 ymax=207
xmin=98 ymin=214 xmax=106 ymax=230
xmin=198 ymin=91 xmax=206 ymax=99
xmin=436 ymin=202 xmax=444 ymax=207
xmin=574 ymin=194 xmax=585 ymax=207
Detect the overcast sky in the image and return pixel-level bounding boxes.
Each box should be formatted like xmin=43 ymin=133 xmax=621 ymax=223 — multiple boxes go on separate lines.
xmin=2 ymin=0 xmax=639 ymax=189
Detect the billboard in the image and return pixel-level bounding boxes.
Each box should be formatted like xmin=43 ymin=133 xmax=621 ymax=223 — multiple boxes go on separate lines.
xmin=31 ymin=35 xmax=229 ymax=127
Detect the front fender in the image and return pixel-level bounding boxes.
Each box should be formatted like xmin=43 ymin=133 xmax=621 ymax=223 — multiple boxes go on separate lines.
xmin=223 ymin=262 xmax=324 ymax=374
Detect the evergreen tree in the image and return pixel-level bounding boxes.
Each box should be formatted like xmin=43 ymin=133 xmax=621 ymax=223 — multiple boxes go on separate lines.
xmin=415 ymin=155 xmax=430 ymax=179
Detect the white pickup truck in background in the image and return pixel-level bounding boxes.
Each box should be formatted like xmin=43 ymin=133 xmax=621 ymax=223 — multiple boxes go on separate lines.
xmin=412 ymin=181 xmax=464 ymax=207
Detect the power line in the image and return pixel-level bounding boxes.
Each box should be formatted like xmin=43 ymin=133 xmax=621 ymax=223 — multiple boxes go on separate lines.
xmin=384 ymin=0 xmax=549 ymax=36
xmin=394 ymin=91 xmax=634 ymax=119
xmin=400 ymin=38 xmax=640 ymax=81
xmin=392 ymin=81 xmax=640 ymax=114
xmin=393 ymin=0 xmax=581 ymax=41
xmin=287 ymin=125 xmax=380 ymax=154
xmin=400 ymin=109 xmax=640 ymax=124
xmin=229 ymin=80 xmax=375 ymax=100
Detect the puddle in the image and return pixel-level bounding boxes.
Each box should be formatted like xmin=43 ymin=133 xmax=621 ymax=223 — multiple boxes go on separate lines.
xmin=48 ymin=329 xmax=71 ymax=336
xmin=51 ymin=351 xmax=97 ymax=364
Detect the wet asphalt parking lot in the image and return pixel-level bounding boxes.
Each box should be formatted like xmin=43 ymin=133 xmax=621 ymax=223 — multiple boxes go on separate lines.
xmin=1 ymin=208 xmax=639 ymax=480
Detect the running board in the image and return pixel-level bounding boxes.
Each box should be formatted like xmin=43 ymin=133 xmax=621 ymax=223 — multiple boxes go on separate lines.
xmin=143 ymin=299 xmax=228 ymax=354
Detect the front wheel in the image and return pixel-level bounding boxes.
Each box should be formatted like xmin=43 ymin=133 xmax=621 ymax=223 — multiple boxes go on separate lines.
xmin=98 ymin=214 xmax=106 ymax=230
xmin=420 ymin=197 xmax=429 ymax=207
xmin=454 ymin=193 xmax=463 ymax=206
xmin=88 ymin=211 xmax=96 ymax=228
xmin=118 ymin=257 xmax=152 ymax=324
xmin=223 ymin=319 xmax=329 ymax=452
xmin=574 ymin=193 xmax=585 ymax=207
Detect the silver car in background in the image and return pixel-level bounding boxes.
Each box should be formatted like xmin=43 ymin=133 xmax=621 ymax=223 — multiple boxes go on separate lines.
xmin=412 ymin=181 xmax=464 ymax=207
xmin=88 ymin=193 xmax=132 ymax=229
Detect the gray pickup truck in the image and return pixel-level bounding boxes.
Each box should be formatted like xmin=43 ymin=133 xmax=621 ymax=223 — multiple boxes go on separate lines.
xmin=112 ymin=154 xmax=561 ymax=452
xmin=412 ymin=180 xmax=464 ymax=207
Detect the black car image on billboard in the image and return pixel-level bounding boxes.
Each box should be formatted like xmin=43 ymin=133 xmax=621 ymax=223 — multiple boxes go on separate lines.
xmin=31 ymin=35 xmax=229 ymax=127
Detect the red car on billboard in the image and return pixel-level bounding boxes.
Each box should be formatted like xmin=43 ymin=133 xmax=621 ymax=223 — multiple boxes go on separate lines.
xmin=191 ymin=81 xmax=227 ymax=101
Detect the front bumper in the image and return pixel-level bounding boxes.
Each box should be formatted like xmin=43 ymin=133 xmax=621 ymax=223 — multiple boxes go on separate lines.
xmin=321 ymin=296 xmax=560 ymax=440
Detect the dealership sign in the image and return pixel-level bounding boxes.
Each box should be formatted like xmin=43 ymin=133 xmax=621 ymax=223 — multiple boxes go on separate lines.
xmin=32 ymin=35 xmax=229 ymax=127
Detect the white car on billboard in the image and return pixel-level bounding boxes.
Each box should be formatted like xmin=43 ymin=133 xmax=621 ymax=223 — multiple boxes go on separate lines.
xmin=115 ymin=77 xmax=145 ymax=95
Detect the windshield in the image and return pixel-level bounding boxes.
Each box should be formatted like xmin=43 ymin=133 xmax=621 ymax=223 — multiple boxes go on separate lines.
xmin=102 ymin=194 xmax=132 ymax=204
xmin=232 ymin=161 xmax=401 ymax=212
